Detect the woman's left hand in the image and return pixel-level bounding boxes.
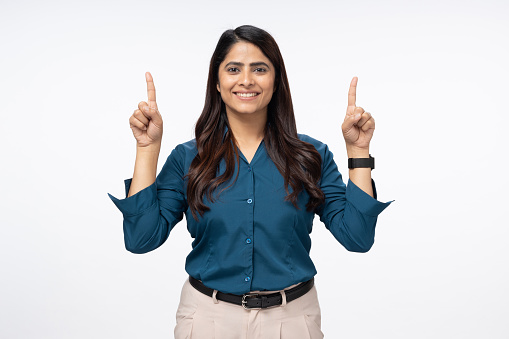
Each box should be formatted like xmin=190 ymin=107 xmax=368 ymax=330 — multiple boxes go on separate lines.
xmin=341 ymin=77 xmax=375 ymax=151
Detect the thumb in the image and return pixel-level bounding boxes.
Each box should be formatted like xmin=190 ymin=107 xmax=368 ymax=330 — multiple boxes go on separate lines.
xmin=145 ymin=106 xmax=163 ymax=128
xmin=342 ymin=113 xmax=362 ymax=133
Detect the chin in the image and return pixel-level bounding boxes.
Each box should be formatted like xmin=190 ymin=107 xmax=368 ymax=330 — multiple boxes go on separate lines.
xmin=235 ymin=109 xmax=264 ymax=115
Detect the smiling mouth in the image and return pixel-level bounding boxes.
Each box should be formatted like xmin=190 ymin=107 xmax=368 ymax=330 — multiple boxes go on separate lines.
xmin=234 ymin=92 xmax=260 ymax=98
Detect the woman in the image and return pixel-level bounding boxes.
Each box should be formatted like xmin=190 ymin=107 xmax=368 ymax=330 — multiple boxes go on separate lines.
xmin=108 ymin=25 xmax=392 ymax=338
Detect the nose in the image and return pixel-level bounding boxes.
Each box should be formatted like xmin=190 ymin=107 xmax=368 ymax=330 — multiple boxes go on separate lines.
xmin=239 ymin=70 xmax=254 ymax=86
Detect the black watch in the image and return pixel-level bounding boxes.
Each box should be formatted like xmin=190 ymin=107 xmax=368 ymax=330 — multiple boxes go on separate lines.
xmin=348 ymin=154 xmax=375 ymax=170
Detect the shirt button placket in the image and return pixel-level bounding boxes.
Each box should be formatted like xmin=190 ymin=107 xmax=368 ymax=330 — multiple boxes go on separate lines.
xmin=245 ymin=164 xmax=255 ymax=287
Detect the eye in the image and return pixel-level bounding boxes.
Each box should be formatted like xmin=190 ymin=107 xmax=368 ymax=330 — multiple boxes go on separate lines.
xmin=227 ymin=67 xmax=240 ymax=73
xmin=254 ymin=67 xmax=267 ymax=73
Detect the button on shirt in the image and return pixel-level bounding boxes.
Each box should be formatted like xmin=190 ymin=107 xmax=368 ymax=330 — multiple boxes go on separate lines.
xmin=108 ymin=134 xmax=392 ymax=295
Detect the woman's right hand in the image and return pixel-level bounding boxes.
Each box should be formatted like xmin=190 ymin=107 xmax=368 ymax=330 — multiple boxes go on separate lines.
xmin=129 ymin=72 xmax=163 ymax=147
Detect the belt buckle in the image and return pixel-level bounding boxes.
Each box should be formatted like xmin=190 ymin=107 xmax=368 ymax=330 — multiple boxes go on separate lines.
xmin=242 ymin=293 xmax=260 ymax=310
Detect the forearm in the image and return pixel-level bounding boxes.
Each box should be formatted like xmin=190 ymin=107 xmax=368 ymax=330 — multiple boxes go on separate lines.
xmin=128 ymin=142 xmax=161 ymax=197
xmin=346 ymin=146 xmax=373 ymax=198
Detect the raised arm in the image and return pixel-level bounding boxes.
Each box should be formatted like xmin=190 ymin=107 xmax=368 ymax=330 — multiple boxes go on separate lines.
xmin=128 ymin=72 xmax=164 ymax=197
xmin=315 ymin=77 xmax=392 ymax=252
xmin=341 ymin=77 xmax=375 ymax=197
xmin=108 ymin=72 xmax=186 ymax=254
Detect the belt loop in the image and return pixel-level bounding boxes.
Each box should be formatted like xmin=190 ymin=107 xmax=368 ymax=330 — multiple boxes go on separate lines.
xmin=212 ymin=289 xmax=219 ymax=304
xmin=280 ymin=290 xmax=287 ymax=307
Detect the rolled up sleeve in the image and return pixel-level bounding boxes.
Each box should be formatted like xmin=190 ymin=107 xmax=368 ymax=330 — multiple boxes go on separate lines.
xmin=107 ymin=145 xmax=188 ymax=254
xmin=315 ymin=143 xmax=393 ymax=253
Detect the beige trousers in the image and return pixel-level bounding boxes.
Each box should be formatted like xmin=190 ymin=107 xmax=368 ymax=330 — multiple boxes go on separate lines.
xmin=174 ymin=278 xmax=324 ymax=339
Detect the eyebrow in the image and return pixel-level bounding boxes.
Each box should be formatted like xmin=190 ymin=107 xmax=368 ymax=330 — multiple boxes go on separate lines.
xmin=224 ymin=61 xmax=271 ymax=70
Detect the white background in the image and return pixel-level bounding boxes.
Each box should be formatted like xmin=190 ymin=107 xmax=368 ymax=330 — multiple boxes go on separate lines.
xmin=1 ymin=0 xmax=508 ymax=338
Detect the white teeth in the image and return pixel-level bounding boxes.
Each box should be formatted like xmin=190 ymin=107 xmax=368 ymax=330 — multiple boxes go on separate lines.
xmin=236 ymin=92 xmax=259 ymax=97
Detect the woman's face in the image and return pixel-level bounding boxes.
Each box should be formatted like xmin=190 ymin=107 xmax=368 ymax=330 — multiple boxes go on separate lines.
xmin=217 ymin=41 xmax=275 ymax=119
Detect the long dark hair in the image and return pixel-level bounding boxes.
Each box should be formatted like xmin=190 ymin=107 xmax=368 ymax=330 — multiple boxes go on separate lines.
xmin=186 ymin=25 xmax=325 ymax=220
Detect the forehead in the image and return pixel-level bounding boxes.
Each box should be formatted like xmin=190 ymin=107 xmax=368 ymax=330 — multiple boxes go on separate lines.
xmin=222 ymin=42 xmax=272 ymax=64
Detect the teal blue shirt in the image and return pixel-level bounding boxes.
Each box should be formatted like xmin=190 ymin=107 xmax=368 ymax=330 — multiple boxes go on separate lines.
xmin=108 ymin=134 xmax=392 ymax=294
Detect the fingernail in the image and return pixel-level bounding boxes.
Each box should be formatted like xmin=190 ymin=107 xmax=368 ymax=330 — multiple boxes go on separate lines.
xmin=355 ymin=113 xmax=361 ymax=119
xmin=144 ymin=106 xmax=149 ymax=111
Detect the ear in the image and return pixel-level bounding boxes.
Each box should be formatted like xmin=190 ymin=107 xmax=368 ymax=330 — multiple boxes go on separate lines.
xmin=216 ymin=83 xmax=220 ymax=93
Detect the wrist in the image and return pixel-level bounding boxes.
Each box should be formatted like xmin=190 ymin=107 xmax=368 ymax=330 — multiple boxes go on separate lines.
xmin=346 ymin=145 xmax=370 ymax=158
xmin=137 ymin=142 xmax=161 ymax=154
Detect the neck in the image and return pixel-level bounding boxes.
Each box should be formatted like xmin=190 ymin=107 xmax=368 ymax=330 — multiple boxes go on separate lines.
xmin=226 ymin=110 xmax=267 ymax=144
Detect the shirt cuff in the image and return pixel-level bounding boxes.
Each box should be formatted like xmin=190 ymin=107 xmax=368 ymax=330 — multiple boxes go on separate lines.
xmin=107 ymin=178 xmax=158 ymax=216
xmin=346 ymin=178 xmax=393 ymax=217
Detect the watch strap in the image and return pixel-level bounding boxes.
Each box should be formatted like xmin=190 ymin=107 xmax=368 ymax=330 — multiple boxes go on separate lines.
xmin=348 ymin=154 xmax=375 ymax=169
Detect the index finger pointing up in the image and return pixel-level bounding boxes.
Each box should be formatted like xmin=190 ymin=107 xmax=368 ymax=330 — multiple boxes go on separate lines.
xmin=145 ymin=72 xmax=157 ymax=107
xmin=348 ymin=76 xmax=358 ymax=108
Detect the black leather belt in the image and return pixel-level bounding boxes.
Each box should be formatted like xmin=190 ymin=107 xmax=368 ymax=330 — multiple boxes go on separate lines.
xmin=189 ymin=275 xmax=314 ymax=309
